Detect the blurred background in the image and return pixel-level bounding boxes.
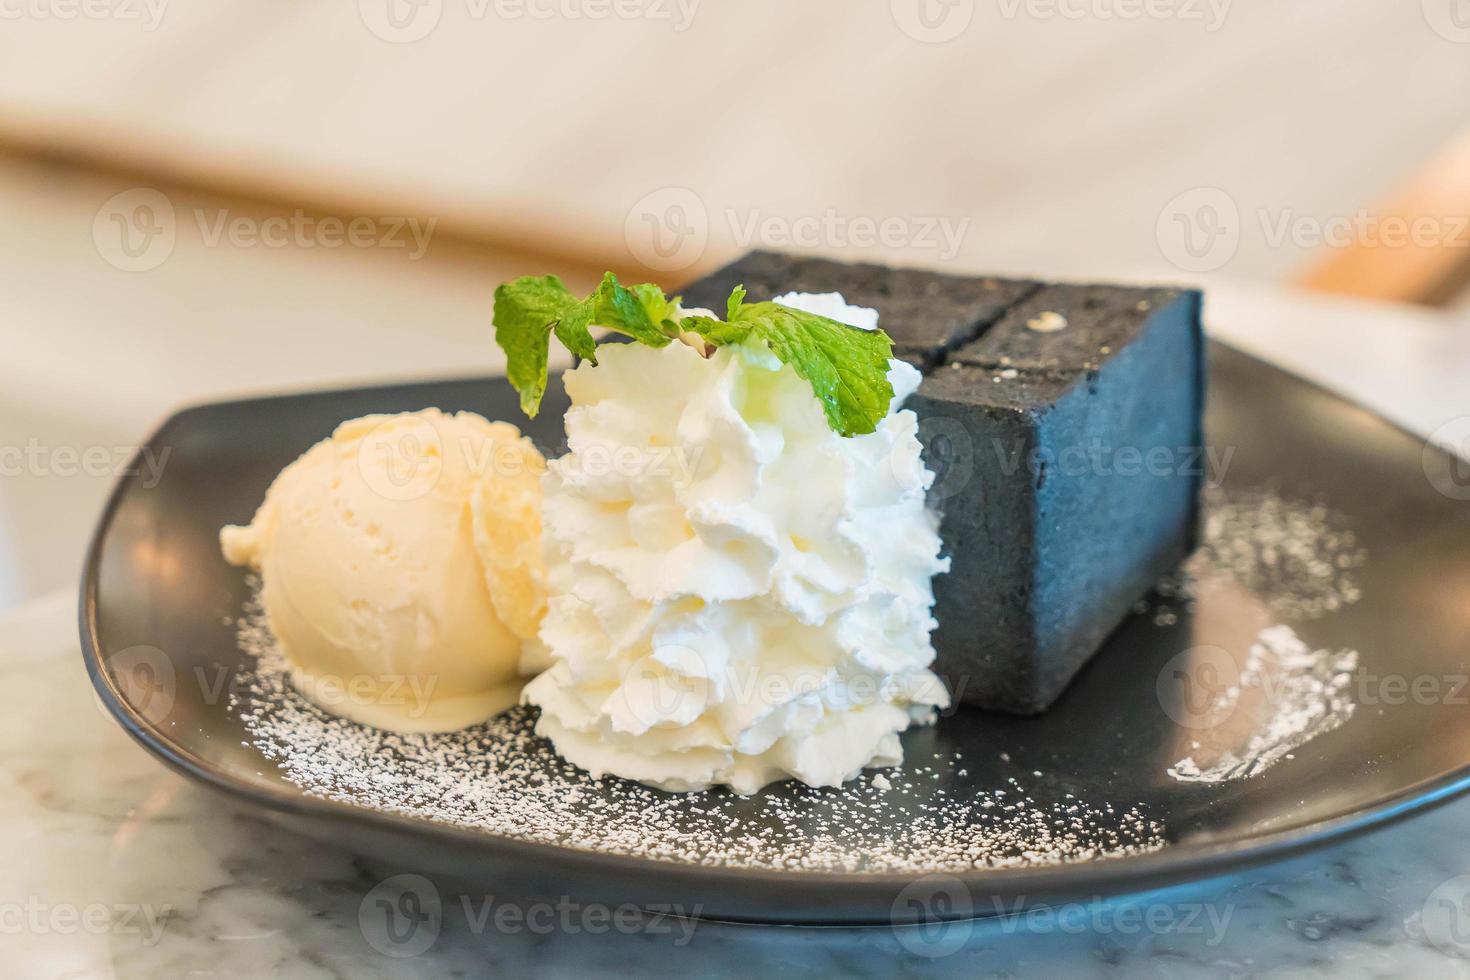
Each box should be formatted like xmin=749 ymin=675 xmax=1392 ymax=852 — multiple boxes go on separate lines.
xmin=2 ymin=0 xmax=1469 ymax=610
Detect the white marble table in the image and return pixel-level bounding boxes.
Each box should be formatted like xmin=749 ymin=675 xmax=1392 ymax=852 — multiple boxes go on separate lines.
xmin=7 ymin=590 xmax=1470 ymax=977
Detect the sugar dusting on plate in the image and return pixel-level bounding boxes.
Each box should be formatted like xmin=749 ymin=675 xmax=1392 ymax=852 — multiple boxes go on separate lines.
xmin=231 ymin=585 xmax=1164 ymax=873
xmin=1167 ymin=624 xmax=1358 ymax=783
xmin=1155 ymin=486 xmax=1366 ymax=783
xmin=1157 ymin=485 xmax=1366 ymax=621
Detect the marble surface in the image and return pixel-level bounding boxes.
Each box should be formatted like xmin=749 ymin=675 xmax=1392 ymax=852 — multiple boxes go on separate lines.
xmin=7 ymin=591 xmax=1470 ymax=977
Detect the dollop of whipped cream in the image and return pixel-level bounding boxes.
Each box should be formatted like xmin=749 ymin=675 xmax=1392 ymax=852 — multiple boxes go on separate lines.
xmin=523 ymin=293 xmax=950 ymax=794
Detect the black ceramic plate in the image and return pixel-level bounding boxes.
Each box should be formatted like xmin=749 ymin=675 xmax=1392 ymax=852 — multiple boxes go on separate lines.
xmin=82 ymin=343 xmax=1470 ymax=924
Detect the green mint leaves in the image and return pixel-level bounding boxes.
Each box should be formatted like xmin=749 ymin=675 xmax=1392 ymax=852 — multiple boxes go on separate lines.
xmin=493 ymin=272 xmax=895 ymax=436
xmin=677 ymin=298 xmax=895 ymax=437
xmin=493 ymin=272 xmax=678 ymax=416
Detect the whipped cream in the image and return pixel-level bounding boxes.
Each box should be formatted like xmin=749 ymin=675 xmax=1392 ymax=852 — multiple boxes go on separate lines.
xmin=523 ymin=293 xmax=950 ymax=794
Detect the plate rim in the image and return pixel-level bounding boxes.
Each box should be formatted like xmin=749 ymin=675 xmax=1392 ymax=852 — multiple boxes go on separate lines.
xmin=78 ymin=345 xmax=1470 ymax=922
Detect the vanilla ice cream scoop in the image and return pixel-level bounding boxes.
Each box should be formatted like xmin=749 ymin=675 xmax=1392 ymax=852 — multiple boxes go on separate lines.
xmin=221 ymin=409 xmax=546 ymax=732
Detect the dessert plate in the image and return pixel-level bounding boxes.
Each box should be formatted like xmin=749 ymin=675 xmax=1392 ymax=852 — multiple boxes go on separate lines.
xmin=81 ymin=343 xmax=1470 ymax=924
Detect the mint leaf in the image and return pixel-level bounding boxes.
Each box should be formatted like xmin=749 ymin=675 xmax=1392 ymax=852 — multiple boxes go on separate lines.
xmin=492 ymin=274 xmax=895 ymax=436
xmin=590 ymin=273 xmax=678 ymax=347
xmin=552 ymin=299 xmax=599 ymax=365
xmin=493 ymin=274 xmax=579 ymax=416
xmin=493 ymin=272 xmax=681 ymax=416
xmin=681 ymin=291 xmax=895 ymax=437
xmin=725 ymin=284 xmax=747 ymax=320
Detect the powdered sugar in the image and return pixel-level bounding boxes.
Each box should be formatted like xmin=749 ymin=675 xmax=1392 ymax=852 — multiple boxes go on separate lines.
xmin=1167 ymin=624 xmax=1359 ymax=783
xmin=1157 ymin=485 xmax=1366 ymax=621
xmin=232 ymin=584 xmax=1164 ymax=873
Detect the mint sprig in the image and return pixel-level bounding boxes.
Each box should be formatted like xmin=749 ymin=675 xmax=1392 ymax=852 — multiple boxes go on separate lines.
xmin=493 ymin=272 xmax=895 ymax=436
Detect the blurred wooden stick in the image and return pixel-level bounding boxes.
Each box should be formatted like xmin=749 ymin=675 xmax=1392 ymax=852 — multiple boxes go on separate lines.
xmin=1298 ymin=129 xmax=1470 ymax=306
